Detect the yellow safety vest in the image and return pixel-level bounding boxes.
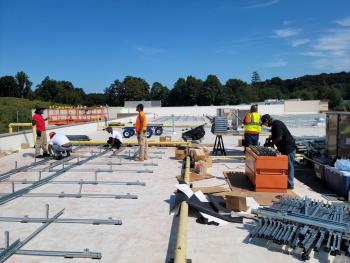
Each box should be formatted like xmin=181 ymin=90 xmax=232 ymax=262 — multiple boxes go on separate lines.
xmin=244 ymin=112 xmax=262 ymax=134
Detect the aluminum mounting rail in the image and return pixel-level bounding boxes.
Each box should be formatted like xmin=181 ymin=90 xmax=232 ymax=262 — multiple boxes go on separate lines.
xmin=0 ymin=159 xmax=48 ymax=181
xmin=48 ymin=168 xmax=154 ymax=173
xmin=0 ymin=149 xmax=110 ymax=205
xmin=0 ymin=208 xmax=64 ymax=262
xmin=0 ymin=216 xmax=121 ymax=225
xmin=0 ymin=193 xmax=138 ymax=199
xmin=0 ymin=248 xmax=101 ymax=259
xmin=252 ymin=207 xmax=350 ymax=234
xmin=3 ymin=179 xmax=146 ymax=186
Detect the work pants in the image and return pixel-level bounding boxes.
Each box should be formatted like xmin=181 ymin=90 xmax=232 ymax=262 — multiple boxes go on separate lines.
xmin=35 ymin=131 xmax=48 ymax=156
xmin=287 ymin=150 xmax=296 ymax=188
xmin=137 ymin=131 xmax=148 ymax=160
xmin=244 ymin=133 xmax=259 ymax=147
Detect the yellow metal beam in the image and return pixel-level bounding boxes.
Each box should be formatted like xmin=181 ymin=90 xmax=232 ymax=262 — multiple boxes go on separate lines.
xmin=174 ymin=156 xmax=190 ymax=263
xmin=71 ymin=140 xmax=192 ymax=147
xmin=210 ymin=155 xmax=245 ymax=158
xmin=8 ymin=123 xmax=36 ymax=144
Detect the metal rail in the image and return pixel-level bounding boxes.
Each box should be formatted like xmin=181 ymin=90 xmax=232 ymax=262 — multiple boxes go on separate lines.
xmin=0 ymin=248 xmax=101 ymax=259
xmin=0 ymin=216 xmax=121 ymax=225
xmin=0 ymin=149 xmax=110 ymax=205
xmin=0 ymin=208 xmax=64 ymax=262
xmin=0 ymin=192 xmax=138 ymax=199
xmin=71 ymin=140 xmax=192 ymax=147
xmin=3 ymin=179 xmax=146 ymax=186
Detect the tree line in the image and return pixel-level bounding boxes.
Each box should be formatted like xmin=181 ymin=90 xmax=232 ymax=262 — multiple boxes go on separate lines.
xmin=0 ymin=71 xmax=349 ymax=110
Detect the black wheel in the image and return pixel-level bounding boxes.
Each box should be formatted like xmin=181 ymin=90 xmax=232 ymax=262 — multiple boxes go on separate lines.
xmin=146 ymin=130 xmax=153 ymax=138
xmin=130 ymin=130 xmax=135 ymax=137
xmin=123 ymin=130 xmax=131 ymax=138
xmin=155 ymin=127 xmax=163 ymax=136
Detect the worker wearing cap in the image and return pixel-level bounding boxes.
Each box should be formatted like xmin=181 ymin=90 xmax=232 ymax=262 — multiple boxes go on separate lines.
xmin=105 ymin=126 xmax=123 ymax=149
xmin=48 ymin=132 xmax=72 ymax=160
xmin=243 ymin=104 xmax=262 ymax=147
xmin=32 ymin=108 xmax=49 ymax=158
xmin=135 ymin=104 xmax=148 ymax=161
xmin=261 ymin=114 xmax=297 ymax=189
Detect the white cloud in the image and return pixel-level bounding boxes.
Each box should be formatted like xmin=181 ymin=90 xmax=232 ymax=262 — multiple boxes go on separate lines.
xmin=291 ymin=38 xmax=309 ymax=47
xmin=308 ymin=29 xmax=350 ymax=70
xmin=135 ymin=46 xmax=167 ymax=55
xmin=313 ymin=57 xmax=350 ymax=70
xmin=274 ymin=28 xmax=301 ymax=38
xmin=264 ymin=58 xmax=288 ymax=67
xmin=336 ymin=17 xmax=350 ymax=27
xmin=313 ymin=29 xmax=350 ymax=51
xmin=241 ymin=0 xmax=280 ymax=9
xmin=300 ymin=51 xmax=326 ymax=57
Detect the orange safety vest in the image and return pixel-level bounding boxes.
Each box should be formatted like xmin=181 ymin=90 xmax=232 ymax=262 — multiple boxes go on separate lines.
xmin=244 ymin=112 xmax=262 ymax=134
xmin=136 ymin=111 xmax=147 ymax=132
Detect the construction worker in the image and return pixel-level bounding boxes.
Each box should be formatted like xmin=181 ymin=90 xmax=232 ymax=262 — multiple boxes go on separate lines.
xmin=243 ymin=104 xmax=262 ymax=147
xmin=48 ymin=132 xmax=72 ymax=160
xmin=135 ymin=104 xmax=148 ymax=161
xmin=261 ymin=114 xmax=297 ymax=189
xmin=32 ymin=107 xmax=50 ymax=158
xmin=105 ymin=126 xmax=123 ymax=149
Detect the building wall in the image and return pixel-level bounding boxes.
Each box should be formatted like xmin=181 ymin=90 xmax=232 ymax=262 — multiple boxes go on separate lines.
xmin=284 ymin=100 xmax=328 ymax=113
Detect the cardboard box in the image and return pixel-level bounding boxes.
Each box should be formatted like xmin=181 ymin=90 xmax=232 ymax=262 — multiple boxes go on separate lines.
xmin=225 ymin=195 xmax=248 ymax=211
xmin=191 ymin=149 xmax=206 ymax=161
xmin=175 ymin=149 xmax=186 ymax=160
xmin=160 ymin=136 xmax=171 ymax=142
xmin=21 ymin=143 xmax=30 ymax=149
xmin=205 ymin=157 xmax=212 ymax=168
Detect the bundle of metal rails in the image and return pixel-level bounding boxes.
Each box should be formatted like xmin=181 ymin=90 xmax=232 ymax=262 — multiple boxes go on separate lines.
xmin=249 ymin=146 xmax=279 ymax=156
xmin=250 ymin=196 xmax=350 ymax=260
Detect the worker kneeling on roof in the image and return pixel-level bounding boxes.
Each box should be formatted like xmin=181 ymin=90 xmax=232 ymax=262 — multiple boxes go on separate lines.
xmin=48 ymin=132 xmax=72 ymax=160
xmin=105 ymin=126 xmax=123 ymax=149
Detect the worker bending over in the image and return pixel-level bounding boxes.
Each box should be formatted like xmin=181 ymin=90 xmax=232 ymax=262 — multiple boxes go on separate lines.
xmin=261 ymin=114 xmax=296 ymax=189
xmin=135 ymin=104 xmax=148 ymax=161
xmin=243 ymin=104 xmax=261 ymax=147
xmin=32 ymin=107 xmax=49 ymax=158
xmin=105 ymin=126 xmax=123 ymax=149
xmin=48 ymin=132 xmax=72 ymax=160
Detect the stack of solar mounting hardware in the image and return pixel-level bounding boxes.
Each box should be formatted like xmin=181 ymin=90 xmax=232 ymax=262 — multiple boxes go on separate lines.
xmin=250 ymin=196 xmax=350 ymax=260
xmin=249 ymin=146 xmax=279 ymax=156
xmin=211 ymin=116 xmax=228 ymax=134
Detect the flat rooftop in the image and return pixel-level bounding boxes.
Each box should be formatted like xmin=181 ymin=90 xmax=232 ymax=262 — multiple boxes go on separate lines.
xmin=0 ymin=115 xmax=339 ymax=263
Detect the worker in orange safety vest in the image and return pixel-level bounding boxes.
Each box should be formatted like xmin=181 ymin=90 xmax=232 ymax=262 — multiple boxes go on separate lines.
xmin=135 ymin=104 xmax=148 ymax=161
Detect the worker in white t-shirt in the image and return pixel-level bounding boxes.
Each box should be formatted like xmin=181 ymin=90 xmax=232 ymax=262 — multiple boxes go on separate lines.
xmin=105 ymin=126 xmax=123 ymax=149
xmin=48 ymin=132 xmax=73 ymax=159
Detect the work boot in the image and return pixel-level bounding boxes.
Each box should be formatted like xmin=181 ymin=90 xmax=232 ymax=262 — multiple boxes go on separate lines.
xmin=43 ymin=152 xmax=50 ymax=157
xmin=35 ymin=155 xmax=44 ymax=158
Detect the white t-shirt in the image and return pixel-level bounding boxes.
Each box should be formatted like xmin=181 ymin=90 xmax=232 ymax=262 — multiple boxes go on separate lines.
xmin=112 ymin=130 xmax=123 ymax=143
xmin=49 ymin=134 xmax=70 ymax=146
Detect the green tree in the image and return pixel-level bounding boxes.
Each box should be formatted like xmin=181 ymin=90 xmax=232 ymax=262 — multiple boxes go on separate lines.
xmin=0 ymin=76 xmax=20 ymax=97
xmin=150 ymin=82 xmax=169 ymax=106
xmin=251 ymin=71 xmax=261 ymax=85
xmin=123 ymin=76 xmax=149 ymax=101
xmin=15 ymin=71 xmax=32 ymax=98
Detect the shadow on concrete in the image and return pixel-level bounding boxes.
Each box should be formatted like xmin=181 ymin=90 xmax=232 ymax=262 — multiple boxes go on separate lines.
xmin=294 ymin=165 xmax=337 ymax=201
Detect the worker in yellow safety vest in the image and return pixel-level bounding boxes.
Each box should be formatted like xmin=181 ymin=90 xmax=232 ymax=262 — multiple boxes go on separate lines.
xmin=243 ymin=104 xmax=262 ymax=147
xmin=135 ymin=104 xmax=148 ymax=161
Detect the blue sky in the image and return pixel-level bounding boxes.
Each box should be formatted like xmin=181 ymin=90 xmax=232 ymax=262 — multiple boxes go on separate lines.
xmin=0 ymin=0 xmax=349 ymax=93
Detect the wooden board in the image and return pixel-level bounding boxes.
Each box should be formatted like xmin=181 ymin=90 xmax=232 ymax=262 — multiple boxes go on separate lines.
xmin=192 ymin=184 xmax=228 ymax=194
xmin=221 ymin=171 xmax=298 ymax=206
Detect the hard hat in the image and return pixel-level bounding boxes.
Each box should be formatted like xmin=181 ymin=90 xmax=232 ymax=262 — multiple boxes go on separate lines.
xmin=49 ymin=132 xmax=56 ymax=138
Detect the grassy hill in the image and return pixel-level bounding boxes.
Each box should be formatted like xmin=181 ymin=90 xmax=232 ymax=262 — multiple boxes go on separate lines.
xmin=0 ymin=97 xmax=53 ymax=134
